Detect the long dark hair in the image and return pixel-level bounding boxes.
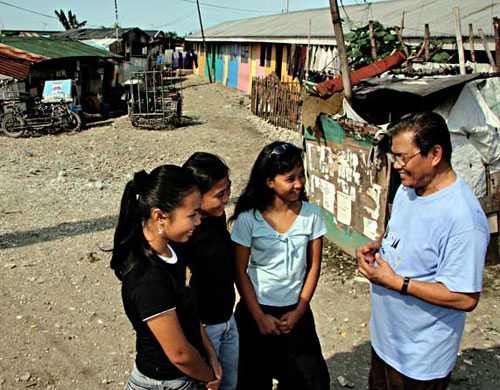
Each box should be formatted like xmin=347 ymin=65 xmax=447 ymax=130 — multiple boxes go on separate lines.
xmin=230 ymin=141 xmax=306 ymax=223
xmin=110 ymin=165 xmax=198 ymax=281
xmin=183 ymin=152 xmax=229 ymax=194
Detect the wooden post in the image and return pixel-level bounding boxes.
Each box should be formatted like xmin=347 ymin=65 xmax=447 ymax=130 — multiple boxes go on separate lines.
xmin=305 ymin=18 xmax=312 ymax=77
xmin=494 ymin=17 xmax=500 ymax=72
xmin=196 ymin=0 xmax=212 ymax=83
xmin=328 ymin=0 xmax=352 ymax=100
xmin=424 ymin=24 xmax=430 ymax=61
xmin=454 ymin=7 xmax=466 ymax=75
xmin=478 ymin=28 xmax=497 ymax=70
xmin=369 ymin=20 xmax=378 ymax=61
xmin=397 ymin=12 xmax=410 ymax=59
xmin=468 ymin=23 xmax=476 ymax=63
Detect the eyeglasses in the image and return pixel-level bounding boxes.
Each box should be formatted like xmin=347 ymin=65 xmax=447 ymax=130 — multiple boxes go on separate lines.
xmin=387 ymin=150 xmax=421 ymax=167
xmin=271 ymin=143 xmax=300 ymax=156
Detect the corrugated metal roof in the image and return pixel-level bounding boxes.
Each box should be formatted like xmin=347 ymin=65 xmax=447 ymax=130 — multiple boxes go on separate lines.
xmin=0 ymin=37 xmax=122 ymax=59
xmin=0 ymin=52 xmax=31 ymax=79
xmin=186 ymin=0 xmax=498 ymax=43
xmin=55 ymin=28 xmax=150 ymax=40
xmin=82 ymin=38 xmax=119 ymax=49
xmin=358 ymin=74 xmax=484 ymax=97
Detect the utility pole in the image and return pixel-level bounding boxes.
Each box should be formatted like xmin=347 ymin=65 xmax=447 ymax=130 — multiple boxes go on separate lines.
xmin=196 ymin=0 xmax=212 ymax=83
xmin=114 ymin=0 xmax=119 ymax=41
xmin=328 ymin=0 xmax=352 ymax=100
xmin=286 ymin=0 xmax=289 ymax=13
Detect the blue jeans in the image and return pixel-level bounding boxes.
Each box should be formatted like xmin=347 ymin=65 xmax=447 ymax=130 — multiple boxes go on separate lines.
xmin=204 ymin=314 xmax=239 ymax=390
xmin=126 ymin=364 xmax=203 ymax=390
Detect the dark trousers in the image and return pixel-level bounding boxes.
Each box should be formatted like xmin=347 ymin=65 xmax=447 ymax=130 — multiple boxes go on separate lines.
xmin=234 ymin=301 xmax=330 ymax=390
xmin=369 ymin=347 xmax=451 ymax=390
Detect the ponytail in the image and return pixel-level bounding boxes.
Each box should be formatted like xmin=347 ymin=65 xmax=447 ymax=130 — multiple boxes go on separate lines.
xmin=110 ymin=165 xmax=198 ymax=281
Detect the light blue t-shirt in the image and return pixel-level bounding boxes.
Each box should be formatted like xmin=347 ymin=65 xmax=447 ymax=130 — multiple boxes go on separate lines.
xmin=371 ymin=176 xmax=489 ymax=380
xmin=231 ymin=201 xmax=327 ymax=306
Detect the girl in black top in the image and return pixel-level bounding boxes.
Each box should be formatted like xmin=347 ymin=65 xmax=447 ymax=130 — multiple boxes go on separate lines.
xmin=173 ymin=153 xmax=238 ymax=390
xmin=111 ymin=165 xmax=222 ymax=390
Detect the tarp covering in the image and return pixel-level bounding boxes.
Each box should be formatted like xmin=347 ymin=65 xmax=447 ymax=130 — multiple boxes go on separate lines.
xmin=440 ymin=78 xmax=500 ymax=197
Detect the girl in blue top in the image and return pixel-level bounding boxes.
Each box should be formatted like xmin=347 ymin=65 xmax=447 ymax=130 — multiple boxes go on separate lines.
xmin=230 ymin=142 xmax=330 ymax=390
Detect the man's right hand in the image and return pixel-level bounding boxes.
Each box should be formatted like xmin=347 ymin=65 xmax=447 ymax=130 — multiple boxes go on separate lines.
xmin=256 ymin=314 xmax=283 ymax=336
xmin=356 ymin=241 xmax=379 ymax=265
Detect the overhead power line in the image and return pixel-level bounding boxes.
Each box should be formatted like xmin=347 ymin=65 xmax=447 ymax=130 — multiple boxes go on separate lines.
xmin=0 ymin=0 xmax=58 ymax=20
xmin=181 ymin=0 xmax=277 ymax=14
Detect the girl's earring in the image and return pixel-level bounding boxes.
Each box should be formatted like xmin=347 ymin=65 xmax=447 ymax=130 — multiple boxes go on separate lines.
xmin=158 ymin=226 xmax=163 ymax=236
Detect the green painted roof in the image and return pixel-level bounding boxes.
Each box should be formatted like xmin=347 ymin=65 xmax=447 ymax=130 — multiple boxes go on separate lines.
xmin=0 ymin=36 xmax=122 ymax=59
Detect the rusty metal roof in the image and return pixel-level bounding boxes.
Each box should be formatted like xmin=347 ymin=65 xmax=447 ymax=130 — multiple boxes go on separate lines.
xmin=0 ymin=36 xmax=122 ymax=59
xmin=0 ymin=52 xmax=32 ymax=79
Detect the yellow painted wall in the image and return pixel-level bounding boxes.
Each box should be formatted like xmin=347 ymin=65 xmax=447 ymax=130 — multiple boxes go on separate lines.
xmin=281 ymin=45 xmax=293 ymax=82
xmin=223 ymin=45 xmax=229 ymax=85
xmin=197 ymin=43 xmax=206 ymax=77
xmin=264 ymin=44 xmax=276 ymax=76
xmin=249 ymin=44 xmax=257 ymax=91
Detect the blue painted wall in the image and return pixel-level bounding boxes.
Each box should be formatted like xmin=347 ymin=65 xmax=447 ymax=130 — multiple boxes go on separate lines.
xmin=228 ymin=43 xmax=239 ymax=89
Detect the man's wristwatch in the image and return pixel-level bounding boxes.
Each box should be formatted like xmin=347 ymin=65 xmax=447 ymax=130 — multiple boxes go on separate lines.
xmin=400 ymin=277 xmax=410 ymax=295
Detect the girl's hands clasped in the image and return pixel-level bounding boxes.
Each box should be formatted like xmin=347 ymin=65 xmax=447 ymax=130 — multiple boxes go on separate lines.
xmin=256 ymin=313 xmax=284 ymax=336
xmin=278 ymin=308 xmax=304 ymax=334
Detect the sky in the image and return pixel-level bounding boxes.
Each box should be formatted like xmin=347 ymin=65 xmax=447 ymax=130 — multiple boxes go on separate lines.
xmin=0 ymin=0 xmax=380 ymax=36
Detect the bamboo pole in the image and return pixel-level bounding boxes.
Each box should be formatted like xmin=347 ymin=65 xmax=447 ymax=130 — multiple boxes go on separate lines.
xmin=478 ymin=28 xmax=496 ymax=70
xmin=468 ymin=23 xmax=476 ymax=63
xmin=369 ymin=20 xmax=378 ymax=61
xmin=454 ymin=7 xmax=466 ymax=75
xmin=424 ymin=24 xmax=430 ymax=61
xmin=328 ymin=0 xmax=352 ymax=100
xmin=397 ymin=12 xmax=410 ymax=58
xmin=494 ymin=17 xmax=500 ymax=72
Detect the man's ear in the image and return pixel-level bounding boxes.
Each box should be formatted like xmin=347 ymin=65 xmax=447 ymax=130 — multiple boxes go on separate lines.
xmin=430 ymin=145 xmax=443 ymax=167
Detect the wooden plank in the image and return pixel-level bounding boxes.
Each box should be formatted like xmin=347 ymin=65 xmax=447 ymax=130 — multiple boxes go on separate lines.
xmin=468 ymin=23 xmax=476 ymax=63
xmin=369 ymin=20 xmax=378 ymax=61
xmin=424 ymin=24 xmax=430 ymax=61
xmin=479 ymin=192 xmax=500 ymax=215
xmin=478 ymin=28 xmax=496 ymax=69
xmin=454 ymin=7 xmax=466 ymax=75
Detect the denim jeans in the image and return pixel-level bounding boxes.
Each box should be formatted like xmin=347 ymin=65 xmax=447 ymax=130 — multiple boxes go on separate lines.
xmin=204 ymin=314 xmax=239 ymax=390
xmin=126 ymin=364 xmax=204 ymax=390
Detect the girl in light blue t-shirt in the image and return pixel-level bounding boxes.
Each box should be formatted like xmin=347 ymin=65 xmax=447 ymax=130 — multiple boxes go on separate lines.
xmin=230 ymin=142 xmax=330 ymax=390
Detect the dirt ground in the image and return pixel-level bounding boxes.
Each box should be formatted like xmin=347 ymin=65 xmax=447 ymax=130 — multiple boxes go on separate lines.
xmin=1 ymin=74 xmax=499 ymax=390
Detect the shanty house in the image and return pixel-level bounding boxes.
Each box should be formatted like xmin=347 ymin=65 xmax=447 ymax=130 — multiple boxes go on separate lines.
xmin=0 ymin=36 xmax=122 ymax=113
xmin=186 ymin=0 xmax=498 ymax=93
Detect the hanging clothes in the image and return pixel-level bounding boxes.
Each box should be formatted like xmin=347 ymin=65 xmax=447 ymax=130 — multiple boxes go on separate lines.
xmin=164 ymin=49 xmax=173 ymax=66
xmin=173 ymin=51 xmax=179 ymax=69
xmin=297 ymin=45 xmax=307 ymax=80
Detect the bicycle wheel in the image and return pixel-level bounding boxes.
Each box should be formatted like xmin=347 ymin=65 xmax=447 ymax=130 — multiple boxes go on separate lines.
xmin=1 ymin=112 xmax=25 ymax=138
xmin=64 ymin=111 xmax=82 ymax=132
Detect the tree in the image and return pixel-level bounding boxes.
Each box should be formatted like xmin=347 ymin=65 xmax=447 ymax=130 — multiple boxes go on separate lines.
xmin=55 ymin=9 xmax=87 ymax=30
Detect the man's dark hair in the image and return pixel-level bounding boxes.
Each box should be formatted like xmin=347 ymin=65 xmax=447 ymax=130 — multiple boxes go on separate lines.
xmin=388 ymin=112 xmax=452 ymax=163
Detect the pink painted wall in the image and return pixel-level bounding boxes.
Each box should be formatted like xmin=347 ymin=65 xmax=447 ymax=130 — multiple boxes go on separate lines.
xmin=237 ymin=43 xmax=251 ymax=92
xmin=256 ymin=44 xmax=266 ymax=78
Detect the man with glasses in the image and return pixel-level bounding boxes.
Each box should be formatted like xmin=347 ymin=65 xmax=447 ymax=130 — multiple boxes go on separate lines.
xmin=356 ymin=112 xmax=489 ymax=390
